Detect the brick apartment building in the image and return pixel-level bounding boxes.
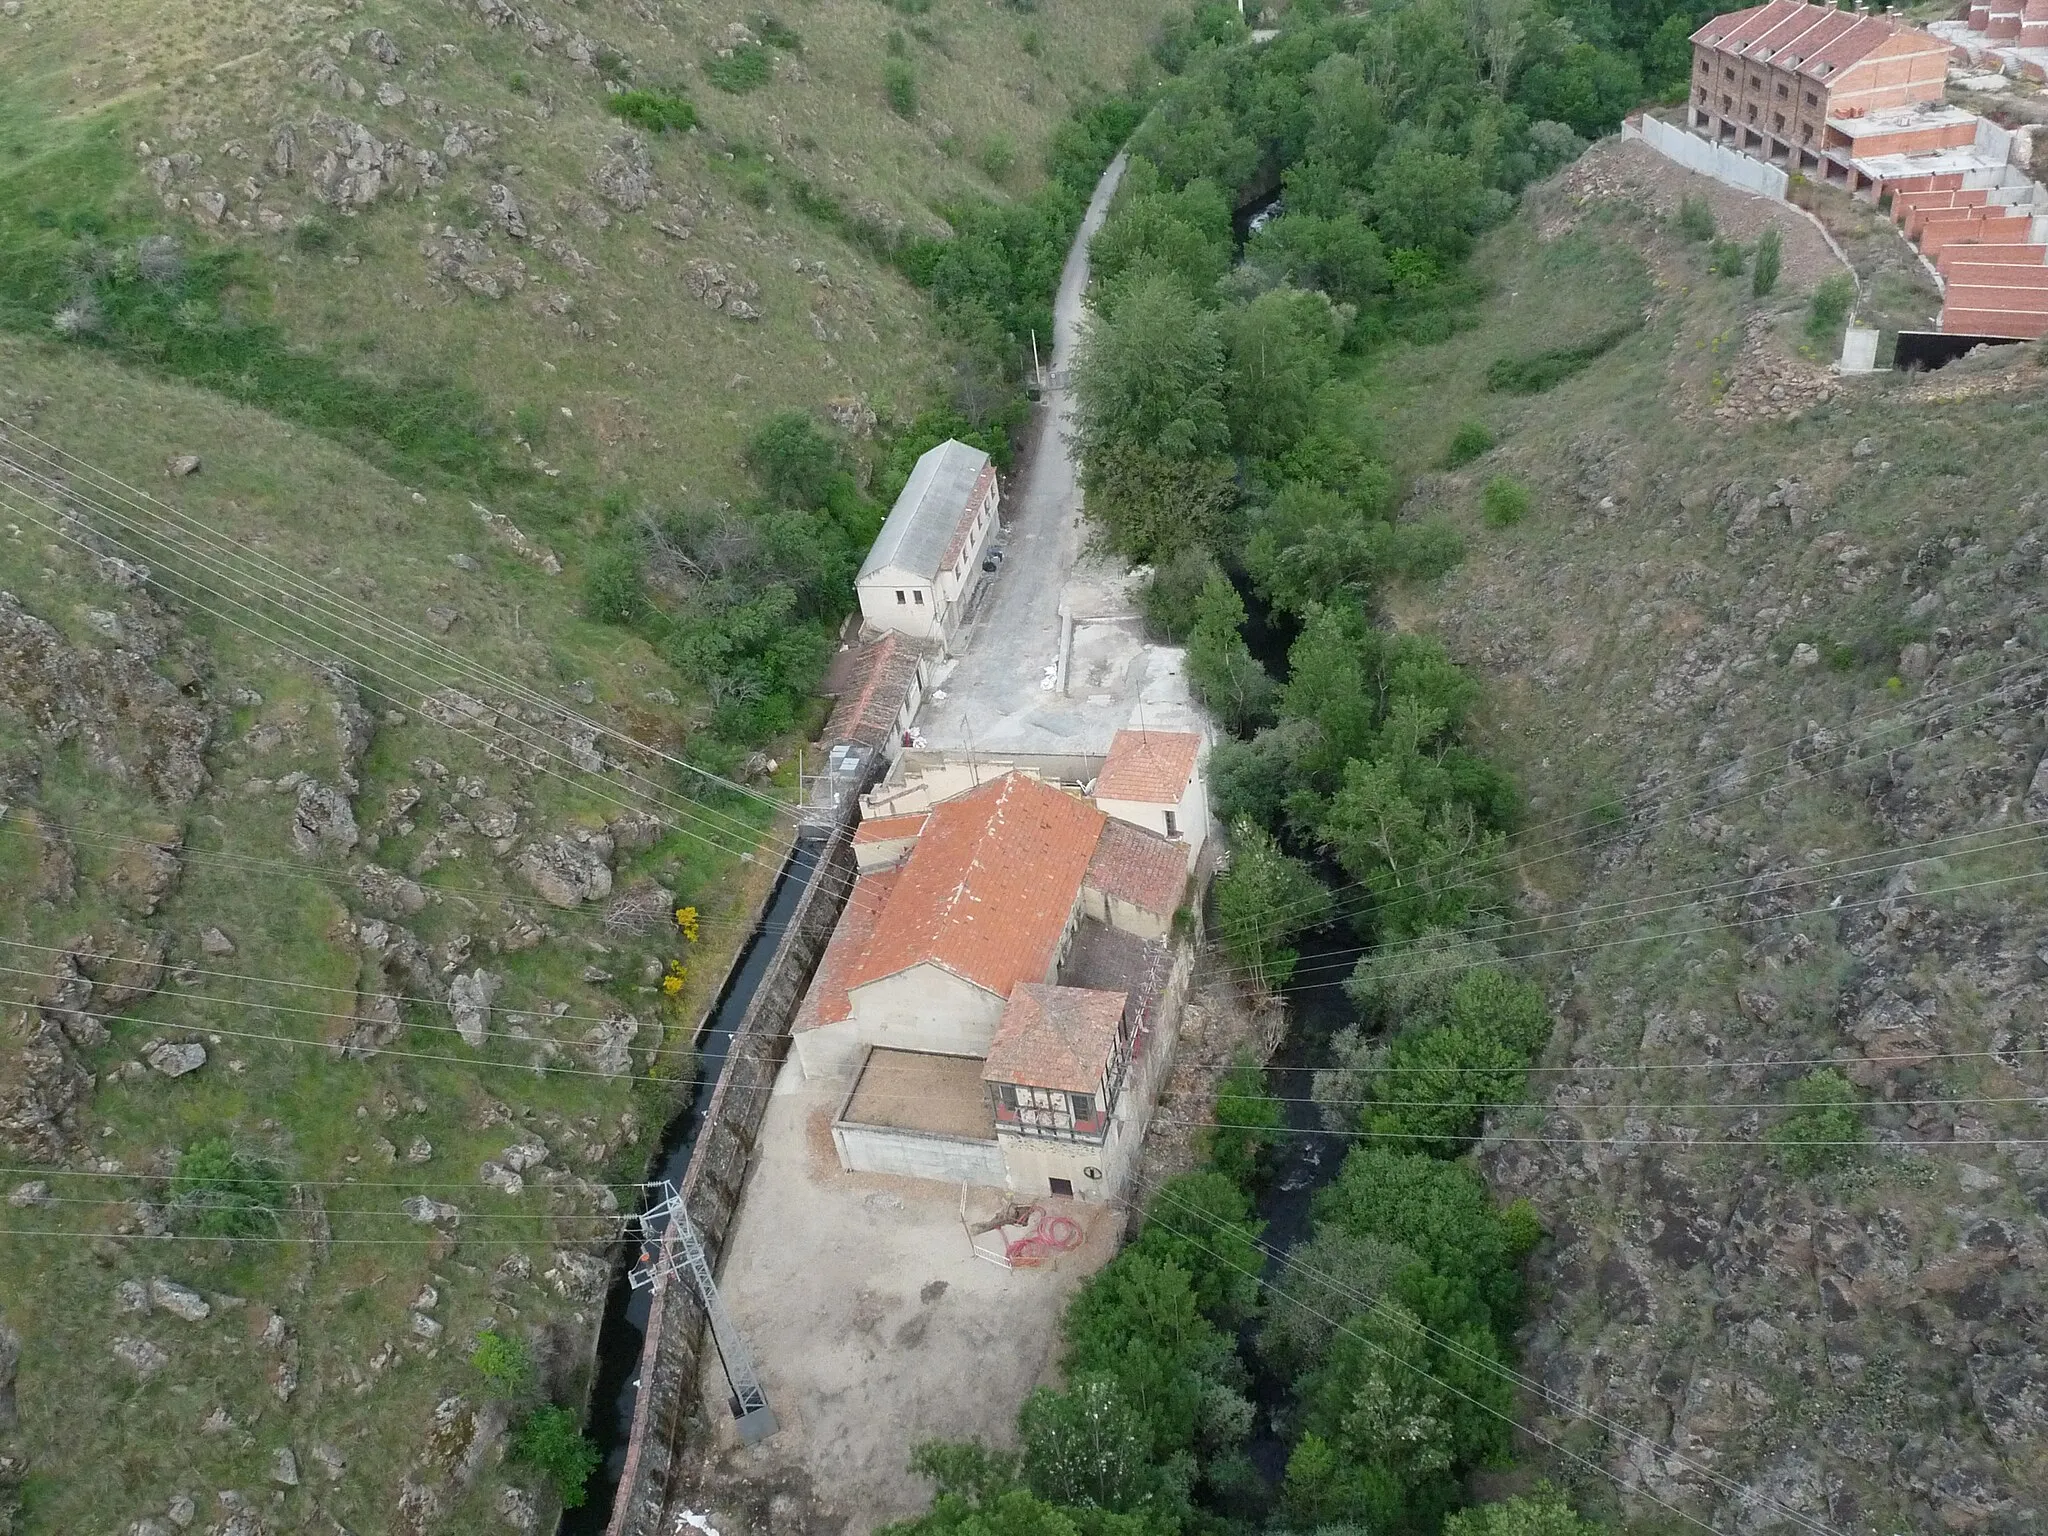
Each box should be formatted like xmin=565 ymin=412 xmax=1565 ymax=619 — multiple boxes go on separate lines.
xmin=1689 ymin=0 xmax=1953 ymax=173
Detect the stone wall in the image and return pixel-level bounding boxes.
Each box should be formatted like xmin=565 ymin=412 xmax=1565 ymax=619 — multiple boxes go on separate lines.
xmin=605 ymin=825 xmax=860 ymax=1536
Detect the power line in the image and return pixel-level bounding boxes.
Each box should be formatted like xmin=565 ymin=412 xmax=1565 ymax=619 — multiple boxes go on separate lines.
xmin=1206 ymin=647 xmax=2048 ymax=942
xmin=1195 ymin=836 xmax=2048 ymax=994
xmin=1 ymin=421 xmax=795 ymax=817
xmin=0 ymin=462 xmax=785 ymax=866
xmin=1134 ymin=1170 xmax=1832 ymax=1536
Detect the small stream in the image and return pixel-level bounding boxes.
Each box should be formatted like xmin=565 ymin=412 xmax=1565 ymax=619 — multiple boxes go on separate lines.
xmin=1237 ymin=921 xmax=1360 ymax=1483
xmin=562 ymin=836 xmax=825 ymax=1536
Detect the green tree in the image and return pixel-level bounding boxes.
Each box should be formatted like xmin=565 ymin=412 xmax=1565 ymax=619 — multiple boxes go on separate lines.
xmin=1185 ymin=573 xmax=1277 ymax=733
xmin=583 ymin=540 xmax=644 ymax=623
xmin=1072 ymin=273 xmax=1229 ymax=461
xmin=1214 ymin=818 xmax=1332 ymax=989
xmin=512 ymin=1406 xmax=601 ymax=1509
xmin=1443 ymin=1485 xmax=1604 ymax=1536
xmin=1223 ymin=288 xmax=1343 ymax=461
xmin=1131 ymin=1171 xmax=1269 ymax=1323
xmin=1019 ymin=1379 xmax=1172 ymax=1513
xmin=1085 ymin=449 xmax=1237 ymax=565
xmin=885 ymin=59 xmax=920 ymax=116
xmin=747 ymin=411 xmax=842 ymax=507
xmin=1092 ymin=177 xmax=1235 ymax=296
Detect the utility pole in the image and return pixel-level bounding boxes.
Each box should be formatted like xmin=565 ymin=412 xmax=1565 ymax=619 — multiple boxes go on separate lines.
xmin=630 ymin=1182 xmax=778 ymax=1445
xmin=1030 ymin=329 xmax=1043 ymax=390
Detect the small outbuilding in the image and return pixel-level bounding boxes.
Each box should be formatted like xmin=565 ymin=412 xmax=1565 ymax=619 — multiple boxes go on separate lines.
xmin=855 ymin=440 xmax=998 ymax=650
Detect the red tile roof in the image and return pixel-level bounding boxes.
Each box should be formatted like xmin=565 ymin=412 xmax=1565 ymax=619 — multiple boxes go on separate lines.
xmin=853 ymin=813 xmax=928 ymax=845
xmin=982 ymin=983 xmax=1127 ymax=1093
xmin=1085 ymin=819 xmax=1189 ymax=919
xmin=793 ymin=869 xmax=900 ymax=1031
xmin=1691 ymin=0 xmax=1939 ymax=79
xmin=846 ymin=772 xmax=1105 ymax=1001
xmin=1095 ymin=729 xmax=1201 ymax=806
xmin=821 ymin=633 xmax=928 ymax=750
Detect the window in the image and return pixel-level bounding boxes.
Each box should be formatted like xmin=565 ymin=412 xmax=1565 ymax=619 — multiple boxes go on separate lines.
xmin=913 ymin=590 xmax=924 ymax=606
xmin=1163 ymin=809 xmax=1178 ymax=838
xmin=1049 ymin=1177 xmax=1074 ymax=1197
xmin=1804 ymin=90 xmax=1818 ymax=107
xmin=1696 ymin=87 xmax=1706 ymax=103
xmin=896 ymin=590 xmax=907 ymax=605
xmin=1776 ymin=81 xmax=1789 ymax=97
xmin=1069 ymin=1093 xmax=1094 ymax=1123
xmin=1774 ymin=112 xmax=1785 ymax=131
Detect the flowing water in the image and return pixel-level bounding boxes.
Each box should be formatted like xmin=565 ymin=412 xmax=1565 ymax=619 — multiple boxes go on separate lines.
xmin=562 ymin=836 xmax=824 ymax=1535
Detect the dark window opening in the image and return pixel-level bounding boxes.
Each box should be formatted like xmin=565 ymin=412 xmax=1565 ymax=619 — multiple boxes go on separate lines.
xmin=913 ymin=590 xmax=924 ymax=605
xmin=1163 ymin=809 xmax=1178 ymax=838
xmin=896 ymin=590 xmax=906 ymax=605
xmin=1049 ymin=1177 xmax=1074 ymax=1197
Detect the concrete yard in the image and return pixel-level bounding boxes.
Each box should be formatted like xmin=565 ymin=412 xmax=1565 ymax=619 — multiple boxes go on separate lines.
xmin=683 ymin=1055 xmax=1119 ymax=1532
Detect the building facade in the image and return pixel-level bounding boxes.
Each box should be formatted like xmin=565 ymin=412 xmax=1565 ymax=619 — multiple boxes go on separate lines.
xmin=1688 ymin=0 xmax=1951 ymax=173
xmin=855 ymin=439 xmax=999 ymax=650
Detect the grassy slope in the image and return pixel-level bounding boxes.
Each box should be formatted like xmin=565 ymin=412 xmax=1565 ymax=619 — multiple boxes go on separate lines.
xmin=4 ymin=0 xmax=1161 ymax=496
xmin=1369 ymin=142 xmax=2048 ymax=1526
xmin=0 ymin=0 xmax=1170 ymax=1530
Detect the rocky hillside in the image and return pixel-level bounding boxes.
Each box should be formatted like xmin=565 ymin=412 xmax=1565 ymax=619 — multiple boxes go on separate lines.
xmin=1380 ymin=138 xmax=2048 ymax=1532
xmin=0 ymin=0 xmax=1172 ymax=1530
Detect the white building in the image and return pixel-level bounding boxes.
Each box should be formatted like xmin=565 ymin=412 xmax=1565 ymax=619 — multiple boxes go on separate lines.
xmin=855 ymin=439 xmax=999 ymax=651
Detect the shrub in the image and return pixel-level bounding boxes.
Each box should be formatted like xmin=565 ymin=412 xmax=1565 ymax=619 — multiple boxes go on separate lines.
xmin=1771 ymin=1068 xmax=1867 ymax=1175
xmin=1677 ymin=194 xmax=1715 ymax=242
xmin=512 ymin=1406 xmax=601 ymax=1509
xmin=884 ymin=59 xmax=919 ymax=116
xmin=1444 ymin=420 xmax=1493 ymax=467
xmin=292 ymin=217 xmax=337 ymax=254
xmin=170 ymin=1138 xmax=288 ymax=1238
xmin=471 ymin=1330 xmax=533 ymax=1395
xmin=1752 ymin=227 xmax=1782 ymax=297
xmin=1709 ymin=238 xmax=1747 ymax=277
xmin=978 ymin=134 xmax=1016 ymax=183
xmin=885 ymin=27 xmax=908 ymax=55
xmin=704 ymin=44 xmax=772 ymax=93
xmin=754 ymin=14 xmax=802 ymax=49
xmin=1206 ymin=1056 xmax=1283 ymax=1187
xmin=1021 ymin=26 xmax=1043 ymax=54
xmin=593 ymin=44 xmax=630 ymax=78
xmin=583 ymin=541 xmax=645 ymax=623
xmin=607 ymin=87 xmax=697 ymax=133
xmin=1484 ymin=320 xmax=1638 ymax=392
xmin=1481 ymin=475 xmax=1530 ymax=527
xmin=1809 ymin=273 xmax=1855 ymax=336
xmin=891 ymin=0 xmax=933 ymax=13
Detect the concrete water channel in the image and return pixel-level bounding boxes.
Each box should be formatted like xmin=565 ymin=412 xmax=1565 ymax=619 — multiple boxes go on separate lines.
xmin=565 ymin=836 xmax=826 ymax=1535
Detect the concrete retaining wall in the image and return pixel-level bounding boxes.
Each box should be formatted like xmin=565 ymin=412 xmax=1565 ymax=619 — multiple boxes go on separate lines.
xmin=605 ymin=824 xmax=862 ymax=1536
xmin=833 ymin=1119 xmax=1008 ymax=1184
xmin=1627 ymin=114 xmax=1788 ymax=200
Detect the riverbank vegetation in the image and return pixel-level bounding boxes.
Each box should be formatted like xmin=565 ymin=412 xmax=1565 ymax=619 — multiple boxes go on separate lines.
xmin=882 ymin=2 xmax=1646 ymax=1530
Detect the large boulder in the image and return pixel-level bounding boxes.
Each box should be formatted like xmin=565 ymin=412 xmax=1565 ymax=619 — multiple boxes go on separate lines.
xmin=513 ymin=832 xmax=613 ymax=907
xmin=291 ymin=779 xmax=359 ymax=855
xmin=448 ymin=969 xmax=498 ymax=1049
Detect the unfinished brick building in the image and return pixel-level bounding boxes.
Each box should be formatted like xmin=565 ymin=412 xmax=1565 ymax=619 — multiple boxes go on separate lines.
xmin=1689 ymin=0 xmax=1953 ymax=175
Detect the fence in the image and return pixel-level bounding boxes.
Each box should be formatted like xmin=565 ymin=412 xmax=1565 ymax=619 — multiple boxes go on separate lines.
xmin=1626 ymin=114 xmax=1789 ymax=201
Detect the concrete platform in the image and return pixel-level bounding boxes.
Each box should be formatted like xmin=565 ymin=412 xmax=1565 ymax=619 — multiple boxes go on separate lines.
xmin=683 ymin=1055 xmax=1118 ymax=1531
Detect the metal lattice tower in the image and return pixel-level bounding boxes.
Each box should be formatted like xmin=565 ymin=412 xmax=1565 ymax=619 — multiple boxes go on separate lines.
xmin=629 ymin=1182 xmax=778 ymax=1445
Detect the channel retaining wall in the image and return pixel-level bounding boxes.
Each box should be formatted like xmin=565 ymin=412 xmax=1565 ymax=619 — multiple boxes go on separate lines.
xmin=605 ymin=823 xmax=861 ymax=1536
